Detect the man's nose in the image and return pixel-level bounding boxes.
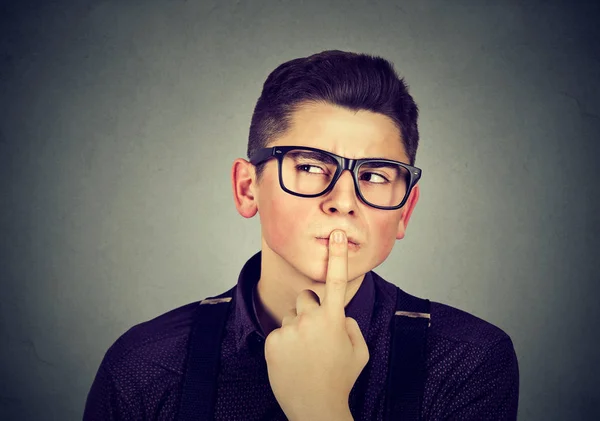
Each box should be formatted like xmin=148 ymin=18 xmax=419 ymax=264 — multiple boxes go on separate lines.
xmin=324 ymin=170 xmax=359 ymax=213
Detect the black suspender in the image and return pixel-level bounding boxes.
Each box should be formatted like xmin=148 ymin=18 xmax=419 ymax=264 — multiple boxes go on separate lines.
xmin=177 ymin=284 xmax=430 ymax=420
xmin=385 ymin=286 xmax=431 ymax=420
xmin=178 ymin=289 xmax=234 ymax=420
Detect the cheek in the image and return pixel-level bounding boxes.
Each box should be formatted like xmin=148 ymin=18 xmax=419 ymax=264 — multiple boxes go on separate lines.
xmin=259 ymin=191 xmax=307 ymax=250
xmin=370 ymin=217 xmax=400 ymax=262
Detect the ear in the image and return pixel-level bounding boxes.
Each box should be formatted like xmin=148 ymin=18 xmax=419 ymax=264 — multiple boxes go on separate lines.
xmin=231 ymin=158 xmax=259 ymax=218
xmin=396 ymin=183 xmax=420 ymax=240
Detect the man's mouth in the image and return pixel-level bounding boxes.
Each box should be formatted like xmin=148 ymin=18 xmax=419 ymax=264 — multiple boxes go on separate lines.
xmin=315 ymin=237 xmax=360 ymax=250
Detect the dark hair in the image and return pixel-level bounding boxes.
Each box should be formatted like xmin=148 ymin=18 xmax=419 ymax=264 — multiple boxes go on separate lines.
xmin=247 ymin=50 xmax=420 ymax=183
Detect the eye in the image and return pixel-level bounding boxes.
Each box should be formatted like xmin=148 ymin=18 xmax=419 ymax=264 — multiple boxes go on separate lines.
xmin=360 ymin=172 xmax=389 ymax=183
xmin=297 ymin=164 xmax=325 ymax=174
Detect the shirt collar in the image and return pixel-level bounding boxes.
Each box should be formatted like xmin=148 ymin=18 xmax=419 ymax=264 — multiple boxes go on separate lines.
xmin=234 ymin=251 xmax=375 ymax=353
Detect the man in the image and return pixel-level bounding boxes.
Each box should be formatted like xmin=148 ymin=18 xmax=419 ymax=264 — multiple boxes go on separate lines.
xmin=84 ymin=50 xmax=519 ymax=420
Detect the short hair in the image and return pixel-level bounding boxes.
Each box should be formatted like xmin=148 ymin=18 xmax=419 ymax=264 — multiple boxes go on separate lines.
xmin=247 ymin=50 xmax=420 ymax=183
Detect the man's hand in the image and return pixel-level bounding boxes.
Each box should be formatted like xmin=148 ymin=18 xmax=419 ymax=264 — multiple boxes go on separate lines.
xmin=264 ymin=230 xmax=369 ymax=421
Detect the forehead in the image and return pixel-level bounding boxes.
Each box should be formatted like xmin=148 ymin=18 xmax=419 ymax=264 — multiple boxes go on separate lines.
xmin=271 ymin=101 xmax=408 ymax=162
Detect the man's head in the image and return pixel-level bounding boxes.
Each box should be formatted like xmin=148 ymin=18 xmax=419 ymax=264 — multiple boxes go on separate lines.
xmin=232 ymin=50 xmax=421 ymax=283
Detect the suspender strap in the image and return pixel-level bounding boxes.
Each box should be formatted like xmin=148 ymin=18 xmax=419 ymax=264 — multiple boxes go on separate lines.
xmin=177 ymin=288 xmax=235 ymax=421
xmin=384 ymin=287 xmax=431 ymax=421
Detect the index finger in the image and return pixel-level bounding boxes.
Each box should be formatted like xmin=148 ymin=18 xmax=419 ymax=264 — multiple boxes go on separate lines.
xmin=323 ymin=230 xmax=349 ymax=317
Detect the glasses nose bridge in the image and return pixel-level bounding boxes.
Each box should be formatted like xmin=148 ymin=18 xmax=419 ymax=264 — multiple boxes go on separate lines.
xmin=331 ymin=157 xmax=360 ymax=191
xmin=340 ymin=156 xmax=358 ymax=172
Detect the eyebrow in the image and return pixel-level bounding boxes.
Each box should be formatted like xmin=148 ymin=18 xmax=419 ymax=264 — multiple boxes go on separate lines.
xmin=361 ymin=161 xmax=403 ymax=168
xmin=288 ymin=150 xmax=337 ymax=163
xmin=361 ymin=161 xmax=406 ymax=179
xmin=361 ymin=157 xmax=401 ymax=162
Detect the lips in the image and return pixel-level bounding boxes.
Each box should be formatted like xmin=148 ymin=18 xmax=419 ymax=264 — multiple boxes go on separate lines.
xmin=316 ymin=237 xmax=359 ymax=246
xmin=315 ymin=237 xmax=361 ymax=251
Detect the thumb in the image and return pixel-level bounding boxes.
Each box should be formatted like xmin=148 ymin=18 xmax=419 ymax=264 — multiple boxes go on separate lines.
xmin=345 ymin=317 xmax=370 ymax=365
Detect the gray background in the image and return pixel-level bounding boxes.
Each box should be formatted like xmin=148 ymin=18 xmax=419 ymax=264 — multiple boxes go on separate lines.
xmin=1 ymin=0 xmax=599 ymax=420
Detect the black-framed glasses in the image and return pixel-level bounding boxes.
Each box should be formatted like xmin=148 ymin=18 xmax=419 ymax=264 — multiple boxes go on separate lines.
xmin=249 ymin=146 xmax=422 ymax=210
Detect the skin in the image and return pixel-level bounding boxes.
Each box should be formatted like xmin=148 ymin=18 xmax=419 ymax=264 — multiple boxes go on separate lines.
xmin=231 ymin=101 xmax=420 ymax=337
xmin=264 ymin=229 xmax=367 ymax=421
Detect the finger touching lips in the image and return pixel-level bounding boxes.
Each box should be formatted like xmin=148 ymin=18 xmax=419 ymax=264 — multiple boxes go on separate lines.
xmin=315 ymin=237 xmax=360 ymax=251
xmin=323 ymin=230 xmax=349 ymax=314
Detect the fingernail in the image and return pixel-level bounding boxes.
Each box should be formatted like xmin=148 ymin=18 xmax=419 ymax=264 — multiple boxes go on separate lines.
xmin=334 ymin=231 xmax=345 ymax=243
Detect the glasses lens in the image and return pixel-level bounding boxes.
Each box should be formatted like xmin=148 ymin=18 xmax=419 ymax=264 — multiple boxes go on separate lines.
xmin=282 ymin=149 xmax=337 ymax=195
xmin=281 ymin=149 xmax=409 ymax=208
xmin=357 ymin=161 xmax=409 ymax=207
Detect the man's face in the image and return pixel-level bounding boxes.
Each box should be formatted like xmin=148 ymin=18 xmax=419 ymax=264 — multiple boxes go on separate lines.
xmin=252 ymin=101 xmax=418 ymax=283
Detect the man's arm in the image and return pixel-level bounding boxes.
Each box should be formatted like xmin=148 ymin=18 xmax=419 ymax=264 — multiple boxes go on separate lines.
xmin=443 ymin=337 xmax=520 ymax=420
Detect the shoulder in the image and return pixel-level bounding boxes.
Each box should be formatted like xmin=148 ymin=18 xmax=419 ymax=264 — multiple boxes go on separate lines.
xmin=426 ymin=301 xmax=519 ymax=390
xmin=425 ymin=302 xmax=520 ymax=418
xmin=372 ymin=272 xmax=517 ymax=371
xmin=100 ymin=301 xmax=201 ymax=386
xmin=85 ymin=301 xmax=208 ymax=418
xmin=372 ymin=271 xmax=513 ymax=350
xmin=102 ymin=282 xmax=237 ymax=366
xmin=112 ymin=301 xmax=199 ymax=353
xmin=372 ymin=274 xmax=519 ymax=417
xmin=429 ymin=300 xmax=513 ymax=350
xmin=85 ymin=285 xmax=237 ymax=419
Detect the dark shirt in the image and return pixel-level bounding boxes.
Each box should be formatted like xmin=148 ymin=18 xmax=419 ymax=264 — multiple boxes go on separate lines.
xmin=83 ymin=251 xmax=519 ymax=420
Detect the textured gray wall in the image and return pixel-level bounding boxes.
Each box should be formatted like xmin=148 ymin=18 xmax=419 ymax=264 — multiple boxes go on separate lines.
xmin=1 ymin=0 xmax=599 ymax=420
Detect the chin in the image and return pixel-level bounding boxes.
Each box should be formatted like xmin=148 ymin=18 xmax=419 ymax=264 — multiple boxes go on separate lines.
xmin=294 ymin=252 xmax=369 ymax=284
xmin=282 ymin=251 xmax=328 ymax=283
xmin=300 ymin=260 xmax=329 ymax=283
xmin=272 ymin=240 xmax=372 ymax=282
